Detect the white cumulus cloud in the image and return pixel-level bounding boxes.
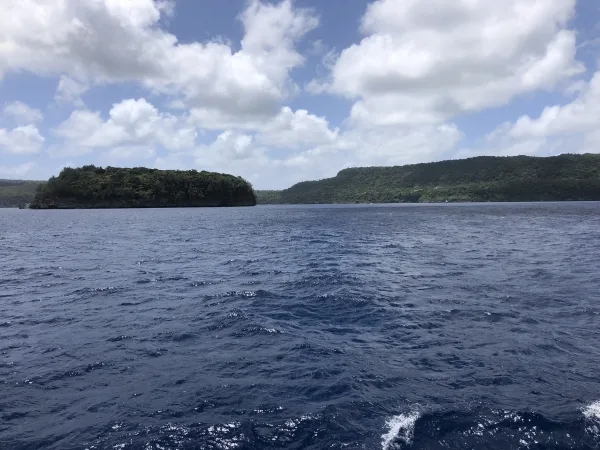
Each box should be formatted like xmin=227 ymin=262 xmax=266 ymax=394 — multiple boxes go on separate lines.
xmin=479 ymin=72 xmax=600 ymax=157
xmin=198 ymin=130 xmax=258 ymax=162
xmin=257 ymin=107 xmax=338 ymax=148
xmin=53 ymin=98 xmax=197 ymax=156
xmin=55 ymin=76 xmax=88 ymax=107
xmin=0 ymin=0 xmax=318 ymax=126
xmin=0 ymin=125 xmax=45 ymax=154
xmin=3 ymin=101 xmax=43 ymax=125
xmin=312 ymin=0 xmax=583 ymax=126
xmin=509 ymin=72 xmax=600 ymax=139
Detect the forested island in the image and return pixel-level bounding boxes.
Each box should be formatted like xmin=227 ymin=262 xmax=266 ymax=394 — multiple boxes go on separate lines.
xmin=29 ymin=166 xmax=256 ymax=209
xmin=257 ymin=154 xmax=600 ymax=204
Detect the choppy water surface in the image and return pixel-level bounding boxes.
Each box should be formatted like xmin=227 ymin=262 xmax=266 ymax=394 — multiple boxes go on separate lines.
xmin=2 ymin=203 xmax=600 ymax=450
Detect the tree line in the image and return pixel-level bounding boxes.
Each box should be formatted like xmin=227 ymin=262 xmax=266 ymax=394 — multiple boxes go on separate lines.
xmin=256 ymin=154 xmax=600 ymax=204
xmin=30 ymin=166 xmax=256 ymax=209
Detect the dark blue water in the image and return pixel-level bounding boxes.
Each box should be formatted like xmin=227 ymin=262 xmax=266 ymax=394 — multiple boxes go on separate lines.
xmin=2 ymin=204 xmax=600 ymax=450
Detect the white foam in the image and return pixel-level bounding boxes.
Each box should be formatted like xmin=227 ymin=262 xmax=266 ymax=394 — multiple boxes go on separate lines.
xmin=583 ymin=400 xmax=600 ymax=421
xmin=583 ymin=400 xmax=600 ymax=437
xmin=206 ymin=422 xmax=241 ymax=449
xmin=381 ymin=411 xmax=420 ymax=450
xmin=284 ymin=414 xmax=313 ymax=431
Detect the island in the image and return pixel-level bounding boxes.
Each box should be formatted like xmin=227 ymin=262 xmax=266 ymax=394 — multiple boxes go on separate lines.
xmin=29 ymin=166 xmax=256 ymax=209
xmin=256 ymin=153 xmax=600 ymax=204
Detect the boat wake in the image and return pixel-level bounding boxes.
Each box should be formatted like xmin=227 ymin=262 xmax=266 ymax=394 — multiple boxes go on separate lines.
xmin=381 ymin=402 xmax=600 ymax=449
xmin=381 ymin=411 xmax=421 ymax=449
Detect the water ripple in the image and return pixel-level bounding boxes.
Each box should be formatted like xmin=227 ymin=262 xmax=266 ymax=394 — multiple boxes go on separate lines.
xmin=1 ymin=203 xmax=600 ymax=449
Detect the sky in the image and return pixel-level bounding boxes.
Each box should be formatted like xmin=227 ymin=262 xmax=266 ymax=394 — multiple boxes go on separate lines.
xmin=0 ymin=0 xmax=599 ymax=189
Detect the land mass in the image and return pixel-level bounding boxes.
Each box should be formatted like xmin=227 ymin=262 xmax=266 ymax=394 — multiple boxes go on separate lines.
xmin=3 ymin=154 xmax=600 ymax=208
xmin=29 ymin=166 xmax=256 ymax=209
xmin=257 ymin=154 xmax=600 ymax=204
xmin=0 ymin=180 xmax=43 ymax=208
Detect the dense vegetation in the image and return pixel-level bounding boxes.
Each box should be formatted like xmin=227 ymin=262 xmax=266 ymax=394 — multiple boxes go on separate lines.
xmin=257 ymin=154 xmax=600 ymax=204
xmin=255 ymin=190 xmax=285 ymax=204
xmin=30 ymin=166 xmax=256 ymax=209
xmin=0 ymin=180 xmax=42 ymax=207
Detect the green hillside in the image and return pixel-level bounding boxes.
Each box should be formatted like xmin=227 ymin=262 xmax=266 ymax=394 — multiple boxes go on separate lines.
xmin=0 ymin=180 xmax=43 ymax=207
xmin=257 ymin=154 xmax=600 ymax=204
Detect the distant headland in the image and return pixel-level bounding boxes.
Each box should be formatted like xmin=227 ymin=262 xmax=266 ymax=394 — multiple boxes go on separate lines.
xmin=0 ymin=179 xmax=41 ymax=208
xmin=28 ymin=166 xmax=257 ymax=209
xmin=257 ymin=153 xmax=600 ymax=204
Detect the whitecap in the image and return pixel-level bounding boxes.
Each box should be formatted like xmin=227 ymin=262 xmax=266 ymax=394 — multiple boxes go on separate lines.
xmin=583 ymin=400 xmax=600 ymax=421
xmin=583 ymin=400 xmax=600 ymax=437
xmin=381 ymin=411 xmax=420 ymax=450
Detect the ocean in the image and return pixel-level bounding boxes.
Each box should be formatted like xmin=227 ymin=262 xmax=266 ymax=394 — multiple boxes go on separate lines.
xmin=1 ymin=203 xmax=600 ymax=449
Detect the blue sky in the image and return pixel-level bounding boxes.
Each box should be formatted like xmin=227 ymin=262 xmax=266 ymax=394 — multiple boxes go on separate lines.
xmin=0 ymin=0 xmax=599 ymax=188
